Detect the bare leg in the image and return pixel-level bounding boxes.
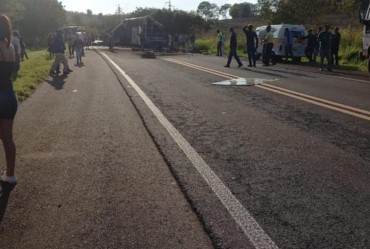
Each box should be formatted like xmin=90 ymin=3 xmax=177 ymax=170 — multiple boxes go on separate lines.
xmin=0 ymin=119 xmax=16 ymax=176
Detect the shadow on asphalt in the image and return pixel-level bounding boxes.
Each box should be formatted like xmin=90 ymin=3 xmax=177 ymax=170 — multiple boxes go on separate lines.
xmin=45 ymin=74 xmax=68 ymax=90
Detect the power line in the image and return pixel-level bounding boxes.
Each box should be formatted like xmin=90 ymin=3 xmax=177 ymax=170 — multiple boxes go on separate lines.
xmin=165 ymin=0 xmax=172 ymax=10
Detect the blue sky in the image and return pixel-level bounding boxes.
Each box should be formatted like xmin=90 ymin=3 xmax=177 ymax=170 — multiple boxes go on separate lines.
xmin=60 ymin=0 xmax=257 ymax=15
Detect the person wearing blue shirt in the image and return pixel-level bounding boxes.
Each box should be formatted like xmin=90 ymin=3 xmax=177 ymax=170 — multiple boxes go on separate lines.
xmin=284 ymin=28 xmax=294 ymax=62
xmin=301 ymin=29 xmax=317 ymax=63
xmin=331 ymin=27 xmax=341 ymax=66
xmin=318 ymin=25 xmax=333 ymax=71
xmin=242 ymin=24 xmax=258 ymax=67
xmin=224 ymin=27 xmax=243 ymax=68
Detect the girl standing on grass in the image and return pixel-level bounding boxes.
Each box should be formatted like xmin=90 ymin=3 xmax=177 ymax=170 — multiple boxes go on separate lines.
xmin=0 ymin=14 xmax=18 ymax=184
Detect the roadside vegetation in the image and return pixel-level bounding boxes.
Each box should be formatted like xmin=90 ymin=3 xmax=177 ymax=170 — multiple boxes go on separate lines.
xmin=13 ymin=50 xmax=52 ymax=101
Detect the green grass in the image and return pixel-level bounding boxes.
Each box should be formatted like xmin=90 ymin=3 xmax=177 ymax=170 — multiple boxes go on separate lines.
xmin=13 ymin=50 xmax=53 ymax=101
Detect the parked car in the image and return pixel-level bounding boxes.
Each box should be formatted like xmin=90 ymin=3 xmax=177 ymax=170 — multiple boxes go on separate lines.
xmin=255 ymin=24 xmax=307 ymax=62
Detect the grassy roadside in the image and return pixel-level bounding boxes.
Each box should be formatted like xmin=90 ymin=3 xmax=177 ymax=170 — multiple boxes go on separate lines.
xmin=13 ymin=50 xmax=53 ymax=102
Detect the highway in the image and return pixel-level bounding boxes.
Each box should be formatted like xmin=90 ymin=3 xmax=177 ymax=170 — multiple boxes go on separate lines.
xmin=1 ymin=48 xmax=369 ymax=249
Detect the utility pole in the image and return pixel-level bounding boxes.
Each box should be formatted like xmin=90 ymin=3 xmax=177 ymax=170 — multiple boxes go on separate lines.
xmin=165 ymin=0 xmax=172 ymax=11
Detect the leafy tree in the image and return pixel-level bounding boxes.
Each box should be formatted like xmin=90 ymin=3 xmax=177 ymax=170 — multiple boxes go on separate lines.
xmin=87 ymin=9 xmax=93 ymax=16
xmin=257 ymin=0 xmax=330 ymax=25
xmin=18 ymin=0 xmax=65 ymax=38
xmin=219 ymin=4 xmax=231 ymax=19
xmin=229 ymin=3 xmax=254 ymax=19
xmin=129 ymin=8 xmax=210 ymax=34
xmin=257 ymin=0 xmax=276 ymax=22
xmin=338 ymin=0 xmax=359 ymax=25
xmin=70 ymin=12 xmax=83 ymax=26
xmin=197 ymin=1 xmax=219 ymax=20
xmin=0 ymin=0 xmax=26 ymax=26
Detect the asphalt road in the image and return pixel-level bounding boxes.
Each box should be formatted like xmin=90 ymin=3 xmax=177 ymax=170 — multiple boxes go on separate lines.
xmin=0 ymin=50 xmax=212 ymax=249
xmin=1 ymin=48 xmax=369 ymax=249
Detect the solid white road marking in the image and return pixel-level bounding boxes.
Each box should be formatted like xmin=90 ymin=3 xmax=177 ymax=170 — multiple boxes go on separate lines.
xmin=99 ymin=51 xmax=279 ymax=249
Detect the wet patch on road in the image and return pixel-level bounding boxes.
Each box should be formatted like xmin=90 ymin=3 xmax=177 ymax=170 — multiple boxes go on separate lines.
xmin=212 ymin=78 xmax=278 ymax=86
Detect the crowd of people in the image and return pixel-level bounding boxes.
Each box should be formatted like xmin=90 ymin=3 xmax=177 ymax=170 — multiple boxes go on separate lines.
xmin=47 ymin=30 xmax=90 ymax=76
xmin=219 ymin=24 xmax=341 ymax=71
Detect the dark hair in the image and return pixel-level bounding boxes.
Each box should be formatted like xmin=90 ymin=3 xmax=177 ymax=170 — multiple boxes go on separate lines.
xmin=0 ymin=15 xmax=12 ymax=47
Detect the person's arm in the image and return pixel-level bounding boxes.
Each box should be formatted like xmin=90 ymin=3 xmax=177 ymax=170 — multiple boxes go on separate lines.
xmin=254 ymin=32 xmax=259 ymax=48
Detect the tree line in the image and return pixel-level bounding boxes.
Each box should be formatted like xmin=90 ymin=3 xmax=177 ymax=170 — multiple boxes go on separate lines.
xmin=0 ymin=0 xmax=211 ymax=47
xmin=197 ymin=0 xmax=360 ymax=26
xmin=258 ymin=0 xmax=359 ymax=26
xmin=0 ymin=0 xmax=361 ymax=48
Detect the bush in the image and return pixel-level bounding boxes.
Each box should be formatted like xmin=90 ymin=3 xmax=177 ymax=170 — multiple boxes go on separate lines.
xmin=195 ymin=38 xmax=214 ymax=52
xmin=339 ymin=28 xmax=362 ymax=63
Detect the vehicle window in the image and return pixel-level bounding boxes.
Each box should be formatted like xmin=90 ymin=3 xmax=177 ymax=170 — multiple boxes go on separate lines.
xmin=365 ymin=25 xmax=370 ymax=34
xmin=271 ymin=28 xmax=279 ymax=37
xmin=291 ymin=31 xmax=305 ymax=38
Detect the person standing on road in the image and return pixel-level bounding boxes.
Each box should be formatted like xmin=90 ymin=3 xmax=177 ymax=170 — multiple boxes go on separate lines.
xmin=47 ymin=33 xmax=55 ymax=58
xmin=318 ymin=25 xmax=333 ymax=71
xmin=313 ymin=26 xmax=323 ymax=63
xmin=216 ymin=29 xmax=223 ymax=56
xmin=301 ymin=29 xmax=316 ymax=63
xmin=242 ymin=24 xmax=258 ymax=67
xmin=221 ymin=30 xmax=226 ymax=55
xmin=224 ymin=27 xmax=243 ymax=68
xmin=19 ymin=35 xmax=28 ymax=61
xmin=0 ymin=15 xmax=18 ymax=184
xmin=189 ymin=33 xmax=195 ymax=51
xmin=262 ymin=25 xmax=274 ymax=66
xmin=66 ymin=33 xmax=75 ymax=58
xmin=73 ymin=34 xmax=84 ymax=65
xmin=11 ymin=30 xmax=21 ymax=80
xmin=48 ymin=30 xmax=72 ymax=76
xmin=108 ymin=32 xmax=114 ymax=52
xmin=331 ymin=27 xmax=341 ymax=66
xmin=284 ymin=28 xmax=294 ymax=62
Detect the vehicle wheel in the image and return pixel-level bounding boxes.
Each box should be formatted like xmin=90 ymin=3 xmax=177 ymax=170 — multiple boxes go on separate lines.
xmin=275 ymin=56 xmax=282 ymax=62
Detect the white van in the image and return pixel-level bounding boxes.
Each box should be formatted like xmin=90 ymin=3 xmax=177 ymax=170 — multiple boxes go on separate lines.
xmin=255 ymin=24 xmax=307 ymax=62
xmin=360 ymin=25 xmax=370 ymax=59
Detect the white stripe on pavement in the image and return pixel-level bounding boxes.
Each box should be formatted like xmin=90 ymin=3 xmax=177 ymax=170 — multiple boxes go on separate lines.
xmin=100 ymin=51 xmax=279 ymax=249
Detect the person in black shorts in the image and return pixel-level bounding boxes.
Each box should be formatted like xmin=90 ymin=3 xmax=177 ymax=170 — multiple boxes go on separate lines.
xmin=0 ymin=15 xmax=18 ymax=184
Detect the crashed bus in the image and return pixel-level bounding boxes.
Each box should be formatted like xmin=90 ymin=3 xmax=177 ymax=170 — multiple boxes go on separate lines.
xmin=110 ymin=16 xmax=167 ymax=49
